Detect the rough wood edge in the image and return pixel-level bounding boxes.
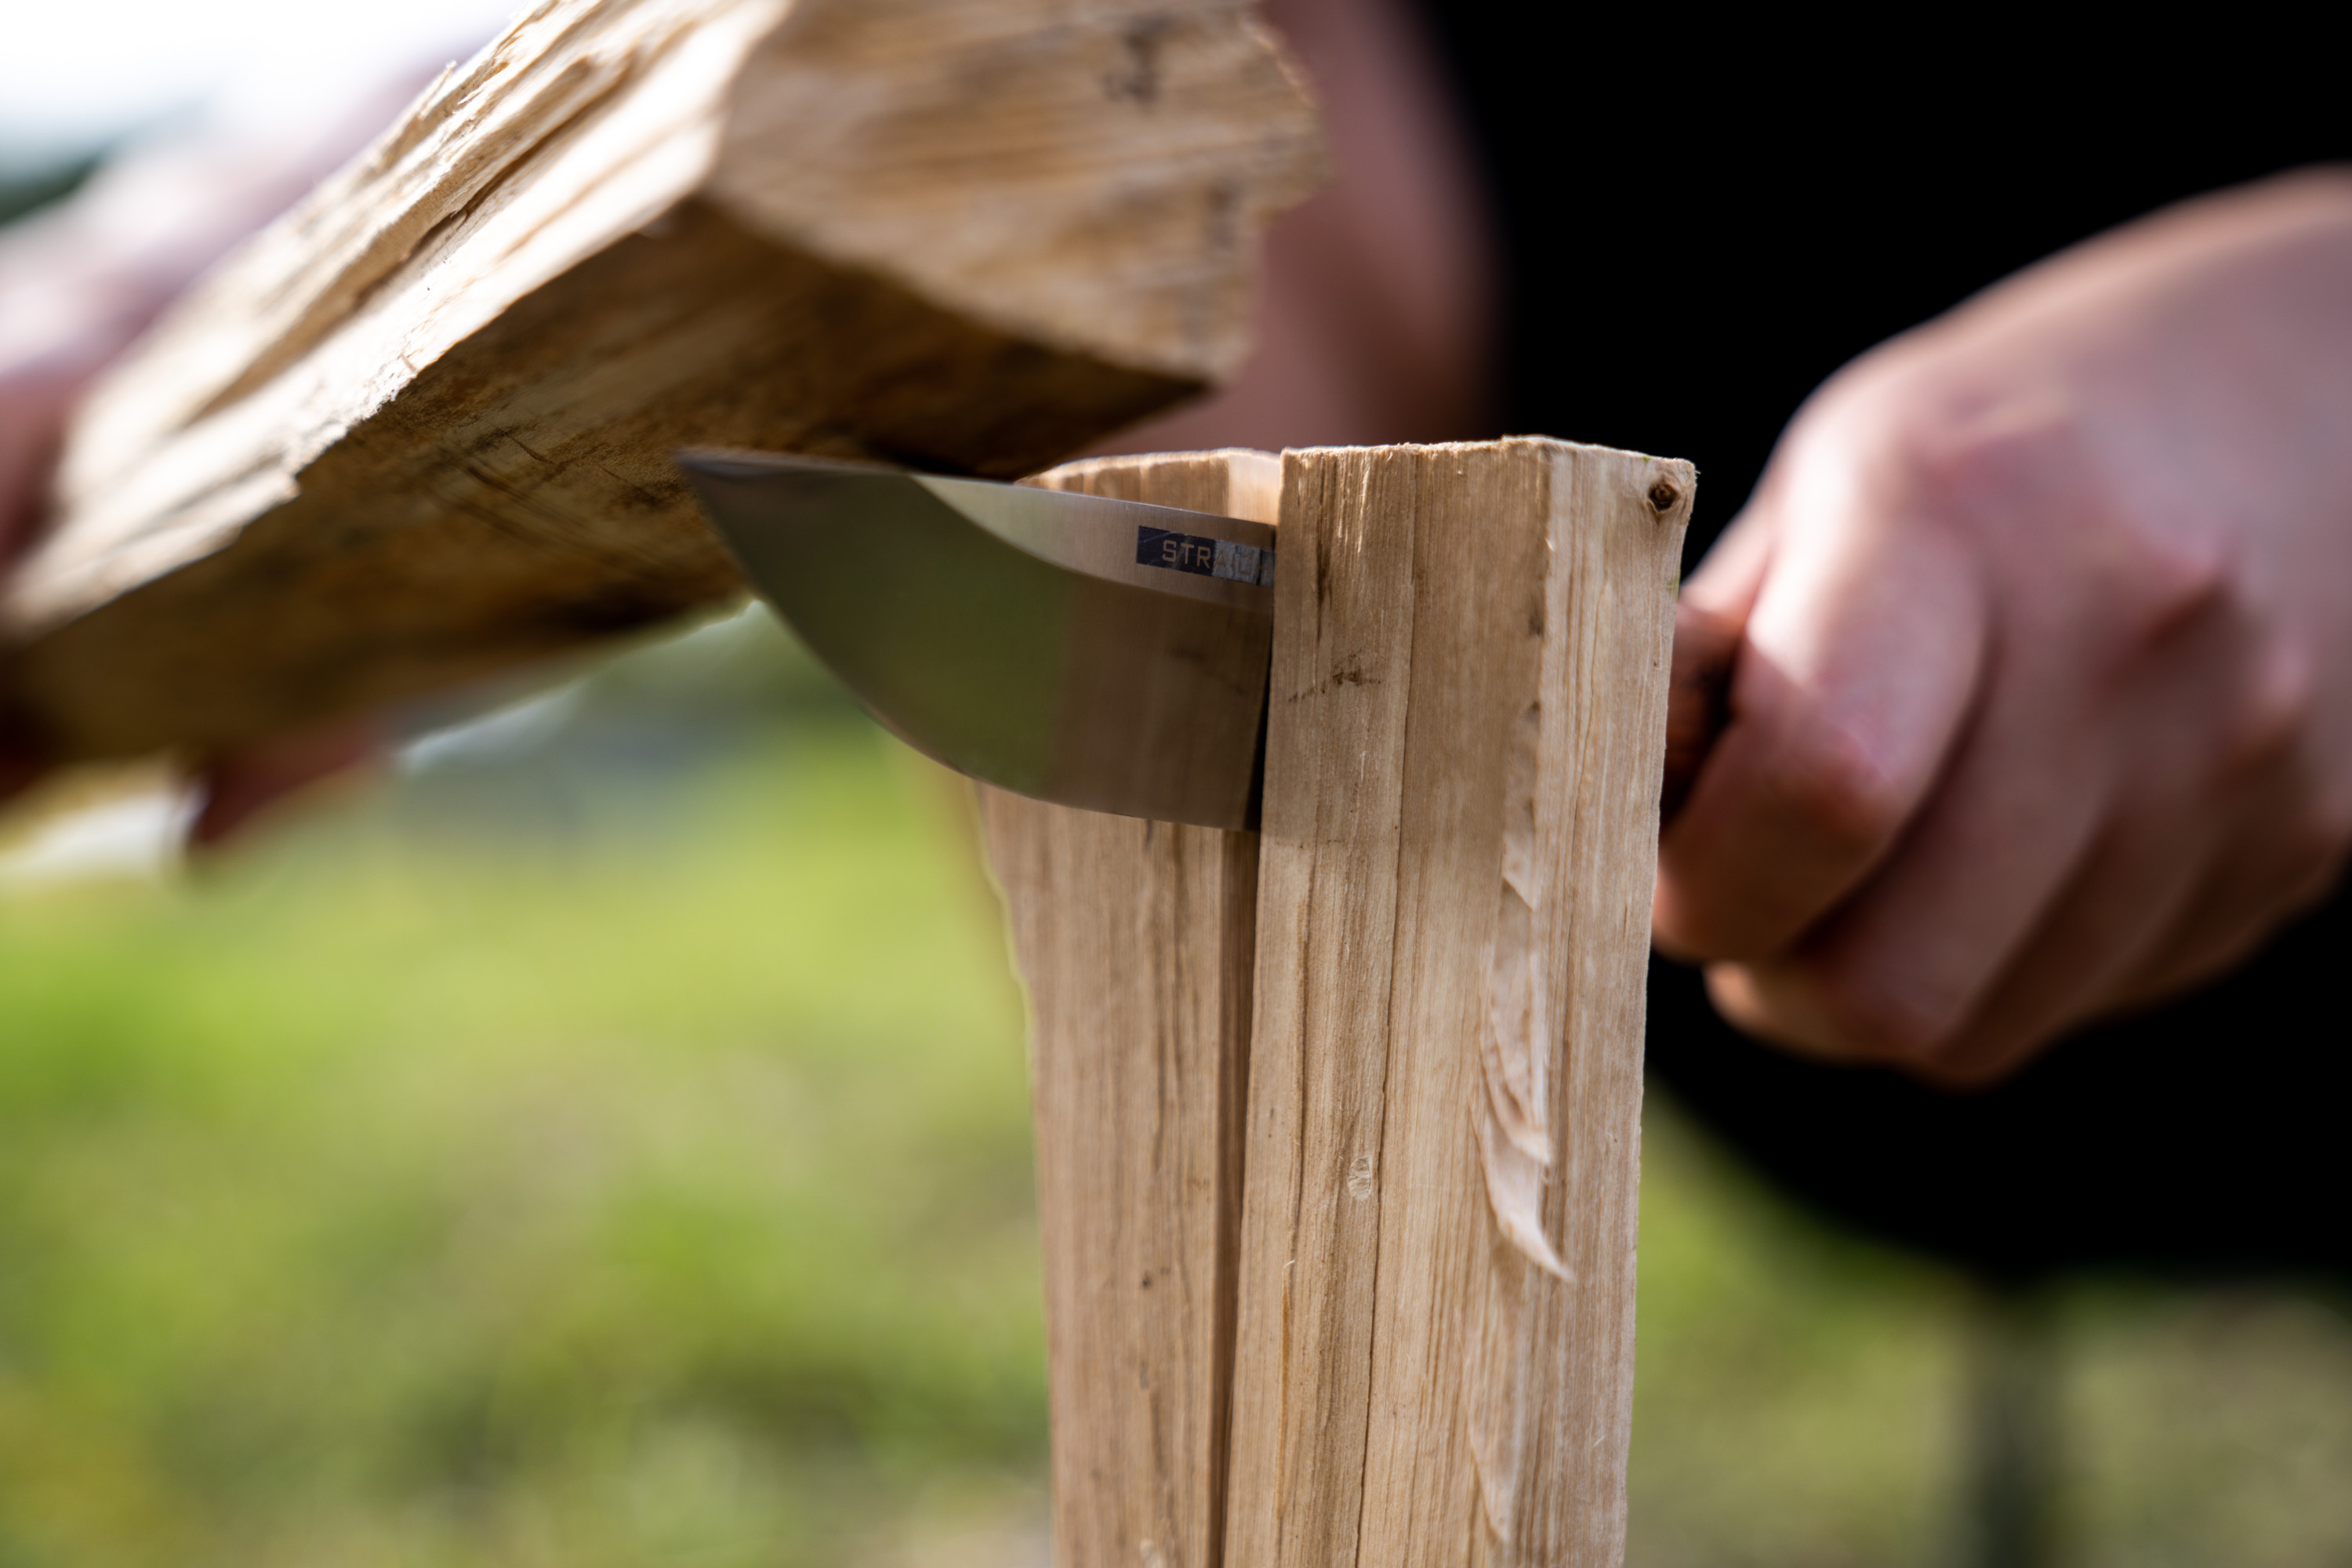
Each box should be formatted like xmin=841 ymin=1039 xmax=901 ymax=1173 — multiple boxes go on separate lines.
xmin=5 ymin=1 xmax=1323 ymax=764
xmin=1222 ymin=437 xmax=1692 ymax=1568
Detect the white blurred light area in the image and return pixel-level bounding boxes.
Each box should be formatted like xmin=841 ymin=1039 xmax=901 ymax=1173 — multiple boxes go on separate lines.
xmin=0 ymin=0 xmax=522 ymax=169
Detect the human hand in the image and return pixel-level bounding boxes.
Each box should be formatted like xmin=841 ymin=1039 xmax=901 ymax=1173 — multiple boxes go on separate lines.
xmin=1656 ymin=169 xmax=2352 ymax=1087
xmin=0 ymin=346 xmax=380 ymax=837
xmin=0 ymin=124 xmax=409 ymax=833
xmin=0 ymin=302 xmax=127 ymax=806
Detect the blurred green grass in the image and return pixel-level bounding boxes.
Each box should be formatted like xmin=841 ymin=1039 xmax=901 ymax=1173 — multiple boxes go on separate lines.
xmin=2 ymin=629 xmax=2350 ymax=1566
xmin=0 ymin=721 xmax=1046 ymax=1566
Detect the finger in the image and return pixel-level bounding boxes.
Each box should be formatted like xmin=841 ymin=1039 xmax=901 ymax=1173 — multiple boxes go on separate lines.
xmin=0 ymin=379 xmax=69 ymax=563
xmin=1680 ymin=497 xmax=1777 ymax=617
xmin=1656 ymin=510 xmax=1772 ymax=937
xmin=1706 ymin=642 xmax=2111 ymax=1070
xmin=2117 ymin=635 xmax=2352 ymax=1007
xmin=1906 ymin=793 xmax=2218 ymax=1085
xmin=1661 ymin=599 xmax=1745 ymax=823
xmin=191 ymin=717 xmax=382 ymax=848
xmin=1916 ymin=619 xmax=2329 ymax=1078
xmin=1656 ymin=483 xmax=1989 ymax=960
xmin=1700 ymin=961 xmax=1862 ymax=1065
xmin=2111 ymin=791 xmax=2348 ymax=1011
xmin=2118 ymin=857 xmax=2342 ymax=1008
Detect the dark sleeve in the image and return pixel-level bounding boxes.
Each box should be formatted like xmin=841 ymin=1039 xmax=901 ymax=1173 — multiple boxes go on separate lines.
xmin=1414 ymin=9 xmax=2352 ymax=564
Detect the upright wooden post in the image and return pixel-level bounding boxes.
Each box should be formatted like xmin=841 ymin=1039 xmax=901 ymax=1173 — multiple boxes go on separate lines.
xmin=978 ymin=449 xmax=1279 ymax=1568
xmin=1223 ymin=438 xmax=1691 ymax=1567
xmin=986 ymin=437 xmax=1687 ymax=1567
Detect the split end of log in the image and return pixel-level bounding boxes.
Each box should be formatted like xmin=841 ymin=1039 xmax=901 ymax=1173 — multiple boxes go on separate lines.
xmin=3 ymin=0 xmax=1327 ymax=765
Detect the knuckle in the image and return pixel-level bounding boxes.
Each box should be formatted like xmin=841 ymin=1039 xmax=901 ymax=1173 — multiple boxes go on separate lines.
xmin=2112 ymin=532 xmax=2233 ymax=645
xmin=1866 ymin=390 xmax=2238 ymax=651
xmin=1756 ymin=720 xmax=1911 ymax=862
xmin=1871 ymin=389 xmax=2080 ymax=524
xmin=2053 ymin=505 xmax=2233 ymax=662
xmin=2215 ymin=643 xmax=2316 ymax=778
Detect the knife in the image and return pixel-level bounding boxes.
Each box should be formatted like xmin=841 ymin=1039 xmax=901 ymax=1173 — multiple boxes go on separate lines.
xmin=679 ymin=448 xmax=1733 ymax=833
xmin=677 ymin=450 xmax=1278 ymax=831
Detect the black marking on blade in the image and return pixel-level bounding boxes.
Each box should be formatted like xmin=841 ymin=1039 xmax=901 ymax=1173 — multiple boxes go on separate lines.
xmin=1134 ymin=526 xmax=1276 ymax=587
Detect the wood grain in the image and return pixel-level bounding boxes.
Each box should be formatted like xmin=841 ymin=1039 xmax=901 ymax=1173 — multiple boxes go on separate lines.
xmin=1223 ymin=437 xmax=1692 ymax=1568
xmin=5 ymin=0 xmax=1322 ymax=763
xmin=978 ymin=448 xmax=1278 ymax=1568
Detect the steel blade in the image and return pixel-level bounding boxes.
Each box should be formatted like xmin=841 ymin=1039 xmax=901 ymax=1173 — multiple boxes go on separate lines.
xmin=677 ymin=450 xmax=1274 ymax=829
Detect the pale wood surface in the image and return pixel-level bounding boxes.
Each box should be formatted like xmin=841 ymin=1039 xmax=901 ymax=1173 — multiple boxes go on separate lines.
xmin=1223 ymin=438 xmax=1692 ymax=1567
xmin=5 ymin=0 xmax=1321 ymax=762
xmin=978 ymin=448 xmax=1277 ymax=1568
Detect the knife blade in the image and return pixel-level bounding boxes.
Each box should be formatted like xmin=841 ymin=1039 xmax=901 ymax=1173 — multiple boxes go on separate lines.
xmin=676 ymin=450 xmax=1276 ymax=830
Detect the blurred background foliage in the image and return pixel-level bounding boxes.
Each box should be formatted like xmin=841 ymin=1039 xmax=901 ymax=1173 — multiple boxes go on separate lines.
xmin=0 ymin=610 xmax=2348 ymax=1567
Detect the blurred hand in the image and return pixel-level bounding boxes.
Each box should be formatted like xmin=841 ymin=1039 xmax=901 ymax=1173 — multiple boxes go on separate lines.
xmin=1657 ymin=169 xmax=2352 ymax=1087
xmin=1 ymin=339 xmax=378 ymax=837
xmin=1093 ymin=0 xmax=1492 ymax=456
xmin=0 ymin=98 xmax=425 ymax=831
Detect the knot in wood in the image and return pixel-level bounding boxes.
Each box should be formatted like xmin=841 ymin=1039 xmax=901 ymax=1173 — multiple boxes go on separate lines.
xmin=1647 ymin=479 xmax=1680 ymax=514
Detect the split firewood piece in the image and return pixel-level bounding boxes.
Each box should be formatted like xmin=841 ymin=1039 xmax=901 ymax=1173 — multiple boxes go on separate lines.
xmin=978 ymin=447 xmax=1278 ymax=1568
xmin=1225 ymin=437 xmax=1693 ymax=1568
xmin=5 ymin=0 xmax=1322 ymax=762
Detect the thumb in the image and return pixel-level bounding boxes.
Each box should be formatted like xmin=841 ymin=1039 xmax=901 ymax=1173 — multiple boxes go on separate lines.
xmin=1661 ymin=509 xmax=1774 ymax=822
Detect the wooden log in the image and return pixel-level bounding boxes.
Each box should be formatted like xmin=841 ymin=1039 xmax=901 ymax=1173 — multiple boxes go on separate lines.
xmin=1223 ymin=437 xmax=1692 ymax=1567
xmin=978 ymin=447 xmax=1277 ymax=1568
xmin=5 ymin=0 xmax=1322 ymax=762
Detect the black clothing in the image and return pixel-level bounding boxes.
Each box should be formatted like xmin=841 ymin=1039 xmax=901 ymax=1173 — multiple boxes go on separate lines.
xmin=1416 ymin=11 xmax=2352 ymax=1282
